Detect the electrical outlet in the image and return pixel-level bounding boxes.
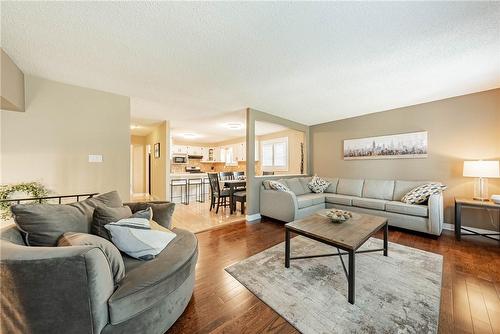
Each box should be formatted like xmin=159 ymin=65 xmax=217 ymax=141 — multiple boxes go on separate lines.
xmin=88 ymin=154 xmax=103 ymax=163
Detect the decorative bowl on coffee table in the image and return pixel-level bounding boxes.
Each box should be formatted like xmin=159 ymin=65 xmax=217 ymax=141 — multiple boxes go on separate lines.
xmin=323 ymin=209 xmax=353 ymax=223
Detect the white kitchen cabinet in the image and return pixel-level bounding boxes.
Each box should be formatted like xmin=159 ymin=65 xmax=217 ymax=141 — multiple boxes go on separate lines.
xmin=187 ymin=146 xmax=203 ymax=156
xmin=172 ymin=145 xmax=187 ymax=154
xmin=236 ymin=142 xmax=245 ymax=161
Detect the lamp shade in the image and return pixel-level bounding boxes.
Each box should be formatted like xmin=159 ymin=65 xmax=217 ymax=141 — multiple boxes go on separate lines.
xmin=463 ymin=160 xmax=500 ymax=178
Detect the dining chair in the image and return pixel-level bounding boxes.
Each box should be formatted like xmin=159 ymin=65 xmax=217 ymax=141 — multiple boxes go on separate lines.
xmin=232 ymin=191 xmax=246 ymax=214
xmin=219 ymin=172 xmax=235 ymax=181
xmin=233 ymin=171 xmax=245 ymax=179
xmin=207 ymin=173 xmax=230 ymax=214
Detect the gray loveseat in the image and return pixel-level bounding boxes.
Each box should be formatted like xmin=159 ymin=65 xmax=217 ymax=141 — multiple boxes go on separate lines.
xmin=0 ymin=199 xmax=198 ymax=334
xmin=260 ymin=177 xmax=444 ymax=236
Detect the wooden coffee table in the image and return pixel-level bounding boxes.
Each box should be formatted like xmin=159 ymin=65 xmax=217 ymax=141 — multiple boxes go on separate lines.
xmin=285 ymin=211 xmax=389 ymax=304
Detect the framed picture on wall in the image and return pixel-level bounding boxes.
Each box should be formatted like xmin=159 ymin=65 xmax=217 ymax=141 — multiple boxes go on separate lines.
xmin=154 ymin=143 xmax=160 ymax=159
xmin=343 ymin=131 xmax=428 ymax=160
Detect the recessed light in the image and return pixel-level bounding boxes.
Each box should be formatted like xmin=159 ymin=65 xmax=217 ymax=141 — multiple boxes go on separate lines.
xmin=224 ymin=122 xmax=243 ymax=130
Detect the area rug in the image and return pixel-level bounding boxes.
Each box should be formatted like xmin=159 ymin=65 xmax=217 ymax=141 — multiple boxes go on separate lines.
xmin=225 ymin=236 xmax=442 ymax=333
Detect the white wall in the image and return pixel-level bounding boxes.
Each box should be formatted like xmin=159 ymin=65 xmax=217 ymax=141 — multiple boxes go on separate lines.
xmin=1 ymin=76 xmax=131 ymax=200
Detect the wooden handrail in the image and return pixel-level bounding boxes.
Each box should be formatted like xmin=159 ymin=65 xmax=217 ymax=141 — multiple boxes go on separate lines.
xmin=0 ymin=193 xmax=99 ymax=204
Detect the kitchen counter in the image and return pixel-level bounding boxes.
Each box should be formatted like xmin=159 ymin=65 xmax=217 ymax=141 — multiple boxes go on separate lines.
xmin=170 ymin=173 xmax=208 ymax=179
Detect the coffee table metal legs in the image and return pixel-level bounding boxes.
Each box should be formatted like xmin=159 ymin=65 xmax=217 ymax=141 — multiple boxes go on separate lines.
xmin=285 ymin=228 xmax=290 ymax=268
xmin=348 ymin=250 xmax=355 ymax=304
xmin=284 ymin=224 xmax=388 ymax=305
xmin=384 ymin=222 xmax=388 ymax=256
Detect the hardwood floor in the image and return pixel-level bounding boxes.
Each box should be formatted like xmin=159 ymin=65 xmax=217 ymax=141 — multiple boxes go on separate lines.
xmin=167 ymin=219 xmax=500 ymax=334
xmin=172 ymin=201 xmax=246 ymax=234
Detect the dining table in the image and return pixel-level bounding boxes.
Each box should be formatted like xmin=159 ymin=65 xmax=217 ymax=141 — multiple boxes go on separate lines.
xmin=222 ymin=179 xmax=246 ymax=214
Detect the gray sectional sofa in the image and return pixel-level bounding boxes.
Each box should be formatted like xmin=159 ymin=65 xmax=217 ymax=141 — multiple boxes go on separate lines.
xmin=260 ymin=176 xmax=444 ymax=236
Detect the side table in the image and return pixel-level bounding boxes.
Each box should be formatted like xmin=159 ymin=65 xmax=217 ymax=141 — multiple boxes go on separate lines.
xmin=455 ymin=198 xmax=500 ymax=241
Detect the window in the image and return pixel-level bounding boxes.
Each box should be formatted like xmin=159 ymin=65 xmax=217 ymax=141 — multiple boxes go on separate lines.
xmin=262 ymin=137 xmax=288 ymax=170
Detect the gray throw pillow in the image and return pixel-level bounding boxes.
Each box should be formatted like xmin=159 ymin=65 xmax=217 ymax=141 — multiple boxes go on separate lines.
xmin=10 ymin=191 xmax=124 ymax=246
xmin=92 ymin=206 xmax=133 ymax=241
xmin=92 ymin=206 xmax=153 ymax=241
xmin=125 ymin=202 xmax=175 ymax=229
xmin=57 ymin=232 xmax=126 ymax=283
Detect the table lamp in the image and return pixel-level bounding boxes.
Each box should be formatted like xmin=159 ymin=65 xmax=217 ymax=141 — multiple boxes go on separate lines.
xmin=463 ymin=160 xmax=500 ymax=201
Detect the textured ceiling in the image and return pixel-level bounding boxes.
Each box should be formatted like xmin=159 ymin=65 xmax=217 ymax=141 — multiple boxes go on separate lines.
xmin=1 ymin=2 xmax=499 ymax=125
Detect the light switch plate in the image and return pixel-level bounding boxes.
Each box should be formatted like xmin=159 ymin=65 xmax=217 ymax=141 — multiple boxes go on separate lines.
xmin=88 ymin=154 xmax=103 ymax=163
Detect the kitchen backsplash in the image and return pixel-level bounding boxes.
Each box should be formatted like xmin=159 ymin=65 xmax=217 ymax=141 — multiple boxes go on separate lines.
xmin=171 ymin=158 xmax=261 ymax=174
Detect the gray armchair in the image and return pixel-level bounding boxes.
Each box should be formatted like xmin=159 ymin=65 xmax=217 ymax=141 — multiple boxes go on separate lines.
xmin=1 ymin=200 xmax=198 ymax=334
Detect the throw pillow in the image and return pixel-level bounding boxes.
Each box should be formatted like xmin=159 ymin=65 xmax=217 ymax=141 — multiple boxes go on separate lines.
xmin=125 ymin=202 xmax=175 ymax=229
xmin=105 ymin=217 xmax=177 ymax=260
xmin=92 ymin=206 xmax=133 ymax=240
xmin=10 ymin=191 xmax=123 ymax=246
xmin=262 ymin=180 xmax=272 ymax=190
xmin=269 ymin=180 xmax=290 ymax=192
xmin=308 ymin=175 xmax=331 ymax=193
xmin=401 ymin=183 xmax=447 ymax=204
xmin=57 ymin=232 xmax=126 ymax=284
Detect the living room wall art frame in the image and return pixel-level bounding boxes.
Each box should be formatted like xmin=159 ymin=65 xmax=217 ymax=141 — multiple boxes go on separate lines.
xmin=343 ymin=131 xmax=428 ymax=160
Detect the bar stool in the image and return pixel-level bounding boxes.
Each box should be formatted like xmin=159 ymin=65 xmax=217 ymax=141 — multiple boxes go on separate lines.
xmin=203 ymin=177 xmax=210 ymax=202
xmin=188 ymin=178 xmax=204 ymax=204
xmin=170 ymin=179 xmax=188 ymax=205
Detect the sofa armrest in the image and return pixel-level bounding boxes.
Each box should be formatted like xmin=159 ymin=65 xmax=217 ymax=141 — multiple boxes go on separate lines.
xmin=1 ymin=241 xmax=114 ymax=334
xmin=428 ymin=193 xmax=444 ymax=236
xmin=260 ymin=189 xmax=298 ymax=222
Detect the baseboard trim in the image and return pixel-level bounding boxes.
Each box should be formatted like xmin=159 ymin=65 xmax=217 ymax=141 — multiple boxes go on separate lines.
xmin=444 ymin=223 xmax=499 ymax=238
xmin=246 ymin=213 xmax=261 ymax=221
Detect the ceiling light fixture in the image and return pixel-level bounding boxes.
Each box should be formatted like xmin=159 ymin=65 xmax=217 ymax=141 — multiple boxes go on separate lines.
xmin=224 ymin=122 xmax=243 ymax=130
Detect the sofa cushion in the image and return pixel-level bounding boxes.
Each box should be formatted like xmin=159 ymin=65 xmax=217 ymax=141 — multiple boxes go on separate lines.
xmin=352 ymin=198 xmax=388 ymax=211
xmin=337 ymin=179 xmax=364 ymax=197
xmin=324 ymin=194 xmax=356 ymax=206
xmin=109 ymin=228 xmax=198 ymax=325
xmin=392 ymin=181 xmax=429 ymax=201
xmin=324 ymin=177 xmax=339 ymax=193
xmin=297 ymin=193 xmax=325 ymax=209
xmin=10 ymin=191 xmax=123 ymax=246
xmin=386 ymin=201 xmax=428 ymax=217
xmin=286 ymin=178 xmax=310 ymax=196
xmin=298 ymin=177 xmax=313 ymax=193
xmin=362 ymin=180 xmax=395 ymax=200
xmin=58 ymin=232 xmax=126 ymax=283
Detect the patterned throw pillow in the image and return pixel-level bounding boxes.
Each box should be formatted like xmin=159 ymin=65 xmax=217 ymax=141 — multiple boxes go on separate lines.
xmin=401 ymin=183 xmax=447 ymax=204
xmin=308 ymin=175 xmax=331 ymax=193
xmin=269 ymin=180 xmax=290 ymax=192
xmin=105 ymin=217 xmax=177 ymax=260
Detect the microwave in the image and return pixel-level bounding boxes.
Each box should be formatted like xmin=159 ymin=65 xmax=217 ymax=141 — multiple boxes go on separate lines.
xmin=172 ymin=155 xmax=188 ymax=164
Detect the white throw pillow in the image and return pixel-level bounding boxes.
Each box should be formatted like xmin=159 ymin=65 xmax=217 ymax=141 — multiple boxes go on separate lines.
xmin=105 ymin=217 xmax=176 ymax=260
xmin=308 ymin=175 xmax=331 ymax=193
xmin=401 ymin=183 xmax=447 ymax=204
xmin=269 ymin=180 xmax=290 ymax=192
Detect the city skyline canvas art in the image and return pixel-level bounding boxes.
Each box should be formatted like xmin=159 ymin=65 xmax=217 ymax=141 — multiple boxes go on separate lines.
xmin=343 ymin=131 xmax=428 ymax=160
